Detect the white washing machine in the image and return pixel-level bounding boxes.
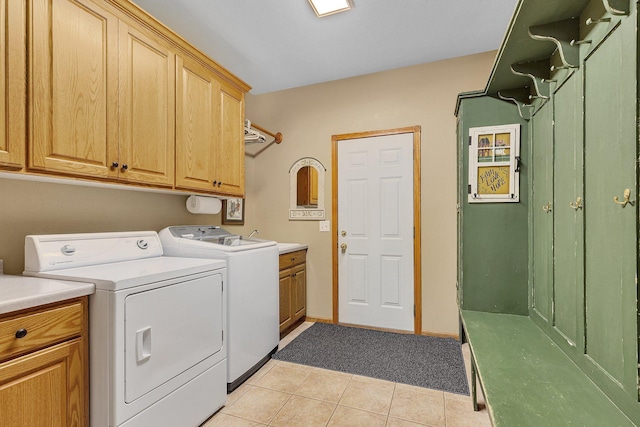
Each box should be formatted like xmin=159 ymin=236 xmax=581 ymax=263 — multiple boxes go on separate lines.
xmin=159 ymin=226 xmax=279 ymax=391
xmin=23 ymin=231 xmax=227 ymax=427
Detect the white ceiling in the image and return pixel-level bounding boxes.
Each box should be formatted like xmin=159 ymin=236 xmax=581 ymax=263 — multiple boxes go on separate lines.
xmin=131 ymin=0 xmax=519 ymax=95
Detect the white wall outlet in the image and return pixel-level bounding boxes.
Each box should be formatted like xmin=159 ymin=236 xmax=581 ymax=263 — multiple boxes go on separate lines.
xmin=319 ymin=220 xmax=331 ymax=232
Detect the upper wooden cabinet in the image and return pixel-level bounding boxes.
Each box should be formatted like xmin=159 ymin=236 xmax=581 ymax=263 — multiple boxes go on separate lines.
xmin=25 ymin=0 xmax=248 ymax=194
xmin=118 ymin=22 xmax=175 ymax=187
xmin=29 ymin=0 xmax=120 ymax=179
xmin=217 ymin=82 xmax=245 ymax=196
xmin=175 ymin=55 xmax=222 ymax=193
xmin=175 ymin=58 xmax=245 ymax=197
xmin=0 ymin=0 xmax=26 ymax=171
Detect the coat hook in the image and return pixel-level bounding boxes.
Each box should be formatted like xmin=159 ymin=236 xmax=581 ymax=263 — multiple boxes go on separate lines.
xmin=586 ymin=17 xmax=611 ymax=25
xmin=570 ymin=39 xmax=592 ymax=46
xmin=550 ymin=64 xmax=577 ymax=71
xmin=541 ymin=78 xmax=557 ymax=83
xmin=569 ymin=196 xmax=583 ymax=210
xmin=529 ymin=94 xmax=549 ymax=100
xmin=613 ymin=189 xmax=634 ymax=207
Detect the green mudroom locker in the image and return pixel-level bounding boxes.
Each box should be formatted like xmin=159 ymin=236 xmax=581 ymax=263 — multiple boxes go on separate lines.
xmin=456 ymin=0 xmax=640 ymax=424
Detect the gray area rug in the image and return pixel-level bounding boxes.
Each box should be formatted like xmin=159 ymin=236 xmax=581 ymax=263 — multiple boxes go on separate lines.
xmin=272 ymin=323 xmax=469 ymax=395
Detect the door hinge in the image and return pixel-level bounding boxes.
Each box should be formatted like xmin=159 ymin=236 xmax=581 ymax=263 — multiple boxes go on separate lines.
xmin=413 ymin=304 xmax=416 ymax=317
xmin=222 ymin=330 xmax=224 ymax=343
xmin=468 ymin=184 xmax=472 ymax=194
xmin=468 ymin=136 xmax=472 ymax=146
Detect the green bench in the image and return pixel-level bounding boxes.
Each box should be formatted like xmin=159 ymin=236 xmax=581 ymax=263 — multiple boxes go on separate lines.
xmin=460 ymin=310 xmax=634 ymax=426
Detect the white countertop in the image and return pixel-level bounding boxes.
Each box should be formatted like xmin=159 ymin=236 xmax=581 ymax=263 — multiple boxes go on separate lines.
xmin=277 ymin=242 xmax=308 ymax=254
xmin=0 ymin=275 xmax=95 ymax=315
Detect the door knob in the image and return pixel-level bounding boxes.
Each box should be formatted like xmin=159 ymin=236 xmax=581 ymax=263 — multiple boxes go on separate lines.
xmin=340 ymin=243 xmax=347 ymax=253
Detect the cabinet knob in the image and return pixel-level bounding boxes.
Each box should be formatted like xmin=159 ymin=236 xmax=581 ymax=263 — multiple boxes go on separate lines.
xmin=121 ymin=164 xmax=128 ymax=171
xmin=15 ymin=328 xmax=27 ymax=339
xmin=218 ymin=182 xmax=222 ymax=187
xmin=213 ymin=180 xmax=217 ymax=186
xmin=111 ymin=162 xmax=119 ymax=169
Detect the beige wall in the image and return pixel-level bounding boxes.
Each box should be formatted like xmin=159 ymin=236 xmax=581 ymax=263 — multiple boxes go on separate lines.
xmin=244 ymin=51 xmax=496 ymax=336
xmin=0 ymin=177 xmax=222 ymax=275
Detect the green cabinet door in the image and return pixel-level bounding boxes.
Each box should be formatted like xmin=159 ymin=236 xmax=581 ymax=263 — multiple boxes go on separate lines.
xmin=531 ymin=102 xmax=553 ymax=322
xmin=552 ymin=73 xmax=584 ymax=348
xmin=583 ymin=19 xmax=637 ymax=394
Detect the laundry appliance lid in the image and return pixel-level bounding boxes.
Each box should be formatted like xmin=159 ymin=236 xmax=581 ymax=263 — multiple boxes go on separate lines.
xmin=159 ymin=226 xmax=276 ymax=252
xmin=26 ymin=256 xmax=225 ymax=291
xmin=23 ymin=231 xmax=225 ymax=291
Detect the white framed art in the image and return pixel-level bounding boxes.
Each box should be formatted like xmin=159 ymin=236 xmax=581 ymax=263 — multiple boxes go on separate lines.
xmin=468 ymin=124 xmax=520 ymax=203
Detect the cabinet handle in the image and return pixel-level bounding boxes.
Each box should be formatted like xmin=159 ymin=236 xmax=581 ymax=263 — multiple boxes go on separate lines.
xmin=15 ymin=328 xmax=27 ymax=339
xmin=613 ymin=189 xmax=634 ymax=207
xmin=111 ymin=161 xmax=119 ymax=169
xmin=121 ymin=164 xmax=128 ymax=171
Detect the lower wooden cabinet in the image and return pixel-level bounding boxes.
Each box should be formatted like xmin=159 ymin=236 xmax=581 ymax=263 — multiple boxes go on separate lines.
xmin=0 ymin=298 xmax=88 ymax=427
xmin=279 ymin=250 xmax=307 ymax=337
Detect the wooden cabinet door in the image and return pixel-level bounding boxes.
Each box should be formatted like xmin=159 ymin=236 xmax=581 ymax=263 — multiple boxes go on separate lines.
xmin=175 ymin=56 xmax=220 ymax=192
xmin=583 ymin=20 xmax=637 ymax=394
xmin=29 ymin=0 xmax=119 ymax=179
xmin=0 ymin=339 xmax=85 ymax=427
xmin=552 ymin=72 xmax=584 ymax=349
xmin=292 ymin=263 xmax=306 ymax=319
xmin=530 ymin=102 xmax=553 ymax=322
xmin=216 ymin=82 xmax=244 ymax=196
xmin=279 ymin=270 xmax=293 ymax=332
xmin=0 ymin=0 xmax=25 ymax=170
xmin=118 ymin=23 xmax=175 ymax=187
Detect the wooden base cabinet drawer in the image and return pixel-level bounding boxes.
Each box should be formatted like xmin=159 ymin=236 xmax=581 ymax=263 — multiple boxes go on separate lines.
xmin=0 ymin=302 xmax=83 ymax=363
xmin=279 ymin=250 xmax=306 ymax=270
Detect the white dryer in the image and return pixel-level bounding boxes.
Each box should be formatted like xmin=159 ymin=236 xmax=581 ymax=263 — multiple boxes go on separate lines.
xmin=24 ymin=231 xmax=227 ymax=427
xmin=159 ymin=226 xmax=279 ymax=391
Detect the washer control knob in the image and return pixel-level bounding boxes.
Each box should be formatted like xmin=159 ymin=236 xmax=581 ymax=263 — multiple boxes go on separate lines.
xmin=137 ymin=239 xmax=149 ymax=250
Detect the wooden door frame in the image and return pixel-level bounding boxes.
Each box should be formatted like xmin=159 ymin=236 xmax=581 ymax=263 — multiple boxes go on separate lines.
xmin=331 ymin=126 xmax=422 ymax=334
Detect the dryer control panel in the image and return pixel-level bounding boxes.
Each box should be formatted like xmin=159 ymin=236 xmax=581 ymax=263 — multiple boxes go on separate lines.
xmin=24 ymin=231 xmax=163 ymax=272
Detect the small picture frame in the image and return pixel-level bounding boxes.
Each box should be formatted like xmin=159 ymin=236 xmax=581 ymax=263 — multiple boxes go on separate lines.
xmin=222 ymin=198 xmax=245 ymax=225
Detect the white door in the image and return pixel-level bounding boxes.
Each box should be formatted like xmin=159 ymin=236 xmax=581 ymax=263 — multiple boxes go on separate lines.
xmin=337 ymin=132 xmax=414 ymax=331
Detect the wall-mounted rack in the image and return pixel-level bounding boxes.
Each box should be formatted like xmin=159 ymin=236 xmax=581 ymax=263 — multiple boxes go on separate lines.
xmin=244 ymin=121 xmax=283 ymax=157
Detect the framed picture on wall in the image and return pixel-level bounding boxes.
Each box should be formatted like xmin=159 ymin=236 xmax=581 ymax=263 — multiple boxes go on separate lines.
xmin=222 ymin=198 xmax=245 ymax=225
xmin=468 ymin=124 xmax=520 ymax=203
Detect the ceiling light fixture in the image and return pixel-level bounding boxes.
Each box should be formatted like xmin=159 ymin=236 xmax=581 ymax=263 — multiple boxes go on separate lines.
xmin=308 ymin=0 xmax=353 ymax=18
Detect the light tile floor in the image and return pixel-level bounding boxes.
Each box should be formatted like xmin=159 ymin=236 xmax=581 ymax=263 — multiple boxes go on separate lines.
xmin=202 ymin=322 xmax=491 ymax=427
